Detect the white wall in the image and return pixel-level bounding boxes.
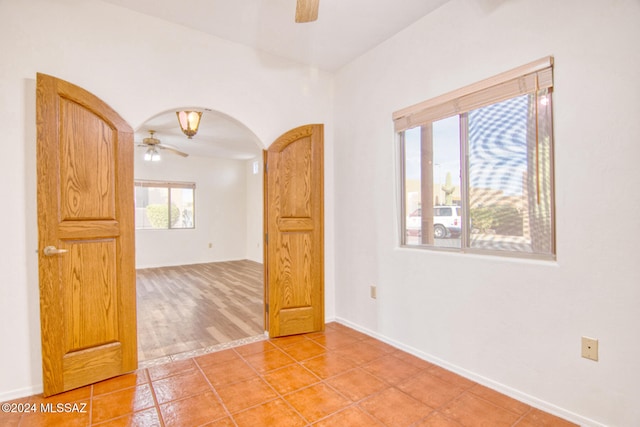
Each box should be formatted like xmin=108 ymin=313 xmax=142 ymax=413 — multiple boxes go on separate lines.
xmin=0 ymin=0 xmax=334 ymax=400
xmin=134 ymin=152 xmax=258 ymax=268
xmin=333 ymin=0 xmax=640 ymax=426
xmin=246 ymin=158 xmax=264 ymax=263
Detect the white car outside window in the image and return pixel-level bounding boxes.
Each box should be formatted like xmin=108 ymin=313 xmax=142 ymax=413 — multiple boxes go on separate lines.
xmin=406 ymin=206 xmax=461 ymax=238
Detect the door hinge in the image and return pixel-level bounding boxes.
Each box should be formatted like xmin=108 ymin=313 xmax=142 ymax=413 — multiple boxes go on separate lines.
xmin=265 ymin=303 xmax=269 ymax=313
xmin=265 ymin=233 xmax=268 ymax=244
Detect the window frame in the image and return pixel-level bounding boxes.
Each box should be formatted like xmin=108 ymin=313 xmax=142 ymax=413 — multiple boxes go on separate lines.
xmin=134 ymin=180 xmax=196 ymax=230
xmin=395 ymin=57 xmax=556 ymax=260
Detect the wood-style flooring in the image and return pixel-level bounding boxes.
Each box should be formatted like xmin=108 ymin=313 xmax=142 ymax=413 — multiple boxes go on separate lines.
xmin=136 ymin=260 xmax=264 ymax=361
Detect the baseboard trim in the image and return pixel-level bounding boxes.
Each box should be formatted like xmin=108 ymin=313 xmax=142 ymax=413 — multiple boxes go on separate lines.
xmin=333 ymin=317 xmax=603 ymax=427
xmin=0 ymin=384 xmax=43 ymax=403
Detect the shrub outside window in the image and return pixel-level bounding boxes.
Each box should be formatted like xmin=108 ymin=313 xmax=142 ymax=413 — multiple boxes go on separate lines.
xmin=135 ymin=180 xmax=195 ymax=229
xmin=394 ymin=57 xmax=555 ymax=259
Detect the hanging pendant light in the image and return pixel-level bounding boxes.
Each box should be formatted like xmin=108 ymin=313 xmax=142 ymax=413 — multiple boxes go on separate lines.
xmin=176 ymin=111 xmax=203 ymax=139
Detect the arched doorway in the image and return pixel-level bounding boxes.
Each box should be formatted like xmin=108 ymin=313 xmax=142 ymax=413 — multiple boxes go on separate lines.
xmin=133 ymin=108 xmax=266 ymax=363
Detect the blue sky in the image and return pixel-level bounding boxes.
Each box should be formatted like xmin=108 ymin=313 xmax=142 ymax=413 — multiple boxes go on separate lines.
xmin=404 ymin=115 xmax=460 ymax=186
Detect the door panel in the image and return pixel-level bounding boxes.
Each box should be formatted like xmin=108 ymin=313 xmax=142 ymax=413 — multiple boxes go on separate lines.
xmin=62 ymin=240 xmax=118 ymax=352
xmin=59 ymin=98 xmax=116 ymax=220
xmin=36 ymin=73 xmax=136 ymax=396
xmin=265 ymin=124 xmax=324 ymax=337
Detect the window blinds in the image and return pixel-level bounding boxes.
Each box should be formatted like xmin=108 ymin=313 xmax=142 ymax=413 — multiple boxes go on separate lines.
xmin=134 ymin=180 xmax=195 ymax=189
xmin=393 ymin=56 xmax=554 ymax=132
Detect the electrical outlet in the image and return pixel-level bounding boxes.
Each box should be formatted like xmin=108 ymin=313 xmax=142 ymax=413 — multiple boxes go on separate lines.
xmin=581 ymin=337 xmax=598 ymax=361
xmin=370 ymin=285 xmax=377 ymax=299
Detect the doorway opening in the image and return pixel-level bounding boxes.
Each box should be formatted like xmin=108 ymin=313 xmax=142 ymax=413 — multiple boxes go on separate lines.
xmin=133 ymin=108 xmax=266 ymax=364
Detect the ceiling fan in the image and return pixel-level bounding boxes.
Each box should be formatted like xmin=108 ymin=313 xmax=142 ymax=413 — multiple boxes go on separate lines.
xmin=137 ymin=130 xmax=188 ymax=161
xmin=295 ymin=0 xmax=319 ymax=23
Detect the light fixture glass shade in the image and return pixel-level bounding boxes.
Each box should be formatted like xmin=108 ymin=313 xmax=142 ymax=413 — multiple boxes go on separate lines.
xmin=144 ymin=147 xmax=161 ymax=162
xmin=176 ymin=111 xmax=203 ymax=139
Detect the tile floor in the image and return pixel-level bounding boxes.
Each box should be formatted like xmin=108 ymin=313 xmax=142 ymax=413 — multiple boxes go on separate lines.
xmin=1 ymin=323 xmax=577 ymax=426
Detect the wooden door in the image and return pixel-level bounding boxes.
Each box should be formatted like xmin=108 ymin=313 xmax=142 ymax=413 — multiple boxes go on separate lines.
xmin=264 ymin=124 xmax=324 ymax=337
xmin=36 ymin=73 xmax=137 ymax=396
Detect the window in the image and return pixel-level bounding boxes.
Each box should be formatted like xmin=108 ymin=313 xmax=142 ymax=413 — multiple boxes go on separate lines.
xmin=134 ymin=180 xmax=195 ymax=229
xmin=395 ymin=57 xmax=555 ymax=259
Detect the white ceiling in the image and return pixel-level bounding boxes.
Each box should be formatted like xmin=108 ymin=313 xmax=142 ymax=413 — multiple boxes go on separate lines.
xmin=114 ymin=0 xmax=451 ymax=160
xmin=101 ymin=0 xmax=450 ymax=72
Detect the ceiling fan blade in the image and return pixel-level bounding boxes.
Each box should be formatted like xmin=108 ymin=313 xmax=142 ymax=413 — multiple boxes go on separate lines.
xmin=157 ymin=144 xmax=189 ymax=157
xmin=295 ymin=0 xmax=319 ymax=23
